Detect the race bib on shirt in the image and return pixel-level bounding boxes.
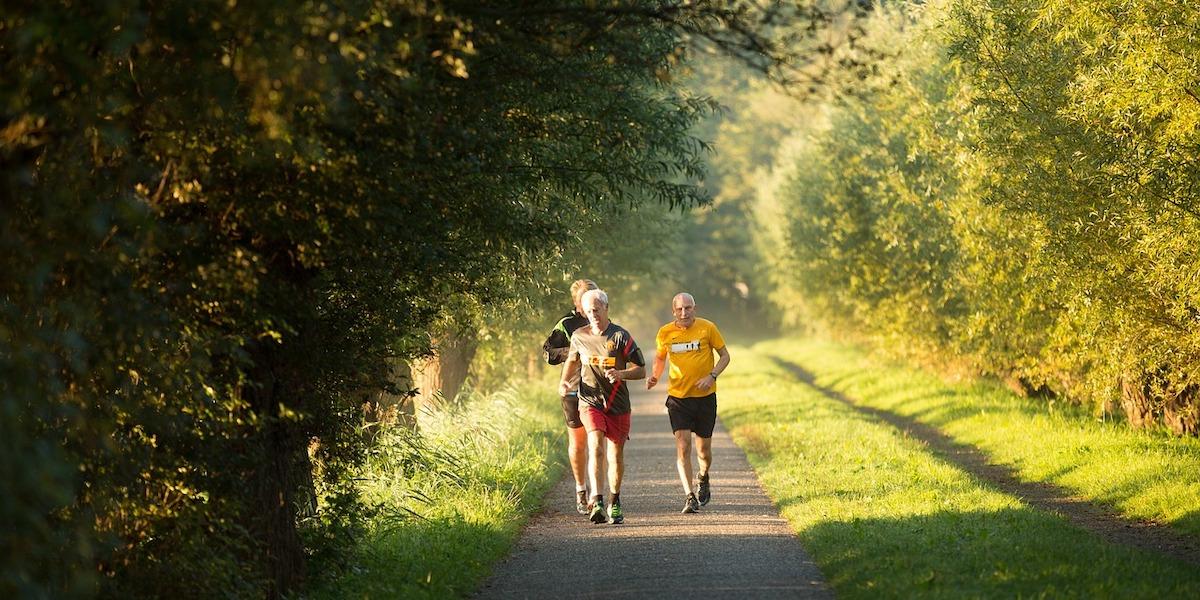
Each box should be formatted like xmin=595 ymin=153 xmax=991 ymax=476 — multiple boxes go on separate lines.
xmin=584 ymin=354 xmax=617 ymax=368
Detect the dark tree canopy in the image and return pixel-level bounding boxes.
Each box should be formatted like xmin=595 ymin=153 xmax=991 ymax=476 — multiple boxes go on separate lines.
xmin=1 ymin=1 xmax=850 ymax=597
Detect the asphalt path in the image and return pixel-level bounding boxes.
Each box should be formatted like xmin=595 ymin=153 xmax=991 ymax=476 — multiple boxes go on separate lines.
xmin=475 ymin=386 xmax=831 ymax=599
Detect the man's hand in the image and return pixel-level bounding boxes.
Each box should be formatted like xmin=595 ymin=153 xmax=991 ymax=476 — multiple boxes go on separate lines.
xmin=696 ymin=375 xmax=715 ymax=391
xmin=558 ymin=379 xmax=571 ymax=397
xmin=646 ymin=375 xmax=659 ymax=389
xmin=604 ymin=368 xmax=623 ymax=384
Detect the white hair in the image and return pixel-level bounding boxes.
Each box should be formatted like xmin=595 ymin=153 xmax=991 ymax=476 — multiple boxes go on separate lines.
xmin=672 ymin=292 xmax=695 ymax=308
xmin=581 ymin=288 xmax=609 ymax=306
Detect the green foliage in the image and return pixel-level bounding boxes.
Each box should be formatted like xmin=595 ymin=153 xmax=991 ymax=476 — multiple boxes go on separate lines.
xmin=661 ymin=61 xmax=795 ymax=335
xmin=946 ymin=0 xmax=1200 ymax=428
xmin=755 ymin=0 xmax=1200 ymax=434
xmin=306 ymin=383 xmax=562 ymax=599
xmin=1 ymin=1 xmax=819 ymax=597
xmin=666 ymin=4 xmax=882 ymax=337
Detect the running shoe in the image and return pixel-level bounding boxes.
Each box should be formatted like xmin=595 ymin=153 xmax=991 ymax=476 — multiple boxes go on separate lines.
xmin=575 ymin=490 xmax=588 ymax=515
xmin=589 ymin=497 xmax=608 ymax=524
xmin=608 ymin=501 xmax=624 ymax=525
xmin=697 ymin=474 xmax=711 ymax=506
xmin=681 ymin=493 xmax=700 ymax=514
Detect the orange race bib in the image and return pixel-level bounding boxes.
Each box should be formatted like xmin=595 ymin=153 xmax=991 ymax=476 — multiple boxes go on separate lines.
xmin=584 ymin=354 xmax=616 ymax=368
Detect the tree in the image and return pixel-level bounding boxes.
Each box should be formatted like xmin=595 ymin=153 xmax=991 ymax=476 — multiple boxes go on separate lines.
xmin=3 ymin=1 xmax=859 ymax=596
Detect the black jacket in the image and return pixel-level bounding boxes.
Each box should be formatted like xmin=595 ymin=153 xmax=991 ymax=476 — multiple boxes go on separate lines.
xmin=542 ymin=309 xmax=588 ymax=365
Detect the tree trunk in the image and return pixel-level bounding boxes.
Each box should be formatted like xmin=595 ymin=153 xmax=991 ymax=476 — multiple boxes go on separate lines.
xmin=244 ymin=346 xmax=306 ymax=598
xmin=1120 ymin=375 xmax=1156 ymax=430
xmin=412 ymin=327 xmax=478 ymax=413
xmin=1163 ymin=384 xmax=1199 ymax=437
xmin=256 ymin=422 xmax=306 ymax=598
xmin=1120 ymin=371 xmax=1200 ymax=435
xmin=526 ymin=351 xmax=540 ymax=380
xmin=361 ymin=357 xmax=418 ymax=438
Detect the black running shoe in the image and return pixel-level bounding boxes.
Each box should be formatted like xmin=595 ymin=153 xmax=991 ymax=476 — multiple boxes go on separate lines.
xmin=576 ymin=490 xmax=588 ymax=515
xmin=682 ymin=493 xmax=700 ymax=514
xmin=697 ymin=474 xmax=711 ymax=506
xmin=589 ymin=496 xmax=608 ymax=524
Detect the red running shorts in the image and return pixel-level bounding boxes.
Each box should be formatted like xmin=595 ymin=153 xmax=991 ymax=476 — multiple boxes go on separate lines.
xmin=580 ymin=406 xmax=631 ymax=444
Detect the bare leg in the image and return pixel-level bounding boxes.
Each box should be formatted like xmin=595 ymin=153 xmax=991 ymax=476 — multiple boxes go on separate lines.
xmin=607 ymin=440 xmax=624 ymax=495
xmin=696 ymin=435 xmax=713 ymax=480
xmin=568 ymin=426 xmax=588 ymax=489
xmin=674 ymin=429 xmax=694 ymax=495
xmin=587 ymin=429 xmax=608 ymax=498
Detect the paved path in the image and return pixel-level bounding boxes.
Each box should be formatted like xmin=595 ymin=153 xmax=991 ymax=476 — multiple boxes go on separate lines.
xmin=475 ymin=386 xmax=831 ymax=599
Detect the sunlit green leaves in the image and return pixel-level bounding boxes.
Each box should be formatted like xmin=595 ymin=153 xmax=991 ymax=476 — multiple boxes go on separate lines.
xmin=761 ymin=0 xmax=1200 ymax=436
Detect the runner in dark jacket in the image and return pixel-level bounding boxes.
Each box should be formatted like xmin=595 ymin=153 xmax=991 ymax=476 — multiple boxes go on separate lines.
xmin=541 ymin=278 xmax=597 ymax=514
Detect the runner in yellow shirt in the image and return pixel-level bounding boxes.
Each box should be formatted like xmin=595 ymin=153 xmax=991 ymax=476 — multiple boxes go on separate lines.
xmin=647 ymin=292 xmax=730 ymax=514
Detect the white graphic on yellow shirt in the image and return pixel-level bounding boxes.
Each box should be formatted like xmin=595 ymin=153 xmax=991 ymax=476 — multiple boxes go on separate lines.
xmin=670 ymin=340 xmax=701 ymax=353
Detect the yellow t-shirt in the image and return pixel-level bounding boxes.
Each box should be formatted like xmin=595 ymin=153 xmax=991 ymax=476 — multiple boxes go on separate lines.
xmin=655 ymin=318 xmax=726 ymax=398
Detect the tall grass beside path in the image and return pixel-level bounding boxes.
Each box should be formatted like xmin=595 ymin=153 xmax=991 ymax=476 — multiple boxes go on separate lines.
xmin=755 ymin=337 xmax=1200 ymax=538
xmin=719 ymin=346 xmax=1200 ymax=597
xmin=307 ymin=383 xmax=563 ymax=599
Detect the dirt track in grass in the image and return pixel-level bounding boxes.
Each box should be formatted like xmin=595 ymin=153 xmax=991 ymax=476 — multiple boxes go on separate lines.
xmin=771 ymin=356 xmax=1200 ymax=569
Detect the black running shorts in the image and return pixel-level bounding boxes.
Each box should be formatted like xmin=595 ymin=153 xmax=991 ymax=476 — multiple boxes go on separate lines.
xmin=665 ymin=393 xmax=717 ymax=438
xmin=562 ymin=393 xmax=583 ymax=429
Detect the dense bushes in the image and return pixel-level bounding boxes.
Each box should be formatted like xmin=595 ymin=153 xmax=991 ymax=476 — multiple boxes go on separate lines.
xmin=1 ymin=2 xmax=818 ymax=596
xmin=756 ymin=0 xmax=1200 ymax=434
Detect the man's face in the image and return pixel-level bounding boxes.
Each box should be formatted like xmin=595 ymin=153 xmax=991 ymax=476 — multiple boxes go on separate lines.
xmin=584 ymin=295 xmax=609 ymax=329
xmin=673 ymin=296 xmax=696 ymax=327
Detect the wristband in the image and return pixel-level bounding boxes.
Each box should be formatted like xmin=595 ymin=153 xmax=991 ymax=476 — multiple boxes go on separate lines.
xmin=710 ymin=371 xmax=718 ymax=380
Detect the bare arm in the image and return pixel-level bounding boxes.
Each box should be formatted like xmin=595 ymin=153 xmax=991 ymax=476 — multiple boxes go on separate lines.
xmin=606 ymin=363 xmax=645 ymax=383
xmin=713 ymin=345 xmax=730 ymax=376
xmin=558 ymin=354 xmax=581 ymax=397
xmin=696 ymin=346 xmax=730 ymax=391
xmin=646 ymin=354 xmax=666 ymax=389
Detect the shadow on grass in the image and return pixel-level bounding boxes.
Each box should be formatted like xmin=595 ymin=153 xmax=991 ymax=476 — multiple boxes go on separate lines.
xmin=797 ymin=507 xmax=1200 ymax=598
xmin=765 ymin=355 xmax=1200 ymax=569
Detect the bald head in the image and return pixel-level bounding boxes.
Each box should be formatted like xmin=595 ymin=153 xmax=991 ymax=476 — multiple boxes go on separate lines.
xmin=672 ymin=292 xmax=697 ymax=327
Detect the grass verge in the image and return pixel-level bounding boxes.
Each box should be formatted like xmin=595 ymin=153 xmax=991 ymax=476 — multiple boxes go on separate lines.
xmin=719 ymin=344 xmax=1200 ymax=598
xmin=754 ymin=337 xmax=1200 ymax=537
xmin=307 ymin=383 xmax=563 ymax=599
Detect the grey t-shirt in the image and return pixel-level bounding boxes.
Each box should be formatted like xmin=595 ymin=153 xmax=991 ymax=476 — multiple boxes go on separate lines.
xmin=568 ymin=322 xmax=645 ymax=415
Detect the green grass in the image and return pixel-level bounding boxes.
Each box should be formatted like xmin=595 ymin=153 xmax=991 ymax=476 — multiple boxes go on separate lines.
xmin=719 ymin=344 xmax=1200 ymax=598
xmin=754 ymin=336 xmax=1200 ymax=537
xmin=307 ymin=383 xmax=564 ymax=599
